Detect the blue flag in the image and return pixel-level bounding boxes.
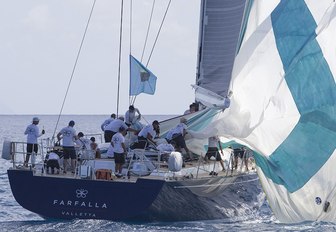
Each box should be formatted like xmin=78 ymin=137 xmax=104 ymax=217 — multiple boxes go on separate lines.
xmin=129 ymin=55 xmax=157 ymax=96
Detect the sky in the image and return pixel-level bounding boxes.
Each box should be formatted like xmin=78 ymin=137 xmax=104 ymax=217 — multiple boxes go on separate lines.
xmin=0 ymin=0 xmax=201 ymax=115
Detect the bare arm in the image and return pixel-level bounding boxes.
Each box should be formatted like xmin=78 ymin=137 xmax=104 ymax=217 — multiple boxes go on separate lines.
xmin=127 ymin=127 xmax=139 ymax=134
xmin=57 ymin=132 xmax=62 ymax=141
xmin=91 ymin=143 xmax=97 ymax=150
xmin=122 ymin=142 xmax=127 ymax=153
xmin=146 ymin=133 xmax=156 ymax=145
xmin=24 ymin=127 xmax=28 ymax=135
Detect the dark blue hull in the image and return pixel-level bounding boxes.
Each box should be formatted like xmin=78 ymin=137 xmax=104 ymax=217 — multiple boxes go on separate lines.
xmin=8 ymin=169 xmax=260 ymax=221
xmin=8 ymin=169 xmax=164 ymax=220
xmin=138 ymin=174 xmax=261 ymax=221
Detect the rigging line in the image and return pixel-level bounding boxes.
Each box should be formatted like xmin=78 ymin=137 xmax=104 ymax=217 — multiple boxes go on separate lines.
xmin=52 ymin=0 xmax=97 ymax=142
xmin=141 ymin=0 xmax=156 ymax=63
xmin=145 ymin=0 xmax=171 ymax=68
xmin=130 ymin=0 xmax=155 ymax=106
xmin=173 ymin=177 xmax=259 ymax=189
xmin=129 ymin=0 xmax=133 ymax=55
xmin=133 ymin=0 xmax=170 ymax=105
xmin=132 ymin=0 xmax=171 ymax=106
xmin=130 ymin=96 xmax=135 ymax=106
xmin=129 ymin=0 xmax=133 ymax=106
xmin=116 ymin=0 xmax=124 ymax=117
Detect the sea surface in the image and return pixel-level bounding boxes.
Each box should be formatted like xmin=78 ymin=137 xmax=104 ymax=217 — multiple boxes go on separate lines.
xmin=0 ymin=115 xmax=335 ymax=232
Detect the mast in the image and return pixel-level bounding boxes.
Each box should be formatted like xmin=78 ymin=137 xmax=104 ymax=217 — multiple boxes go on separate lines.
xmin=196 ymin=0 xmax=206 ymax=89
xmin=116 ymin=0 xmax=124 ymax=117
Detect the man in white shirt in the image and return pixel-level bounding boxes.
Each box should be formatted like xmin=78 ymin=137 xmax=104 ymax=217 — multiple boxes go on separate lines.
xmin=57 ymin=120 xmax=77 ymax=174
xmin=125 ymin=105 xmax=141 ymax=126
xmin=104 ymin=116 xmax=138 ymax=142
xmin=24 ymin=117 xmax=45 ymax=167
xmin=136 ymin=120 xmax=160 ymax=148
xmin=101 ymin=113 xmax=116 ymax=142
xmin=104 ymin=116 xmax=127 ymax=142
xmin=111 ymin=127 xmax=127 ymax=177
xmin=75 ymin=132 xmax=91 ymax=150
xmin=46 ymin=151 xmax=60 ymax=174
xmin=75 ymin=132 xmax=94 ymax=159
xmin=205 ymin=136 xmax=225 ymax=171
xmin=165 ymin=117 xmax=192 ymax=160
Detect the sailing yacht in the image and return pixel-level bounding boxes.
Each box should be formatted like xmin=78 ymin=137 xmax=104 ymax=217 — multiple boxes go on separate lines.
xmin=3 ymin=0 xmax=335 ymax=223
xmin=2 ymin=0 xmax=260 ymax=222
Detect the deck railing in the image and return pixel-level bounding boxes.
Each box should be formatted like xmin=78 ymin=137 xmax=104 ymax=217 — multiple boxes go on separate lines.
xmin=7 ymin=141 xmax=44 ymax=169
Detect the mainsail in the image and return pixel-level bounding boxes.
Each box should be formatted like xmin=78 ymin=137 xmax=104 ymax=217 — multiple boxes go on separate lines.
xmin=196 ymin=0 xmax=249 ymax=98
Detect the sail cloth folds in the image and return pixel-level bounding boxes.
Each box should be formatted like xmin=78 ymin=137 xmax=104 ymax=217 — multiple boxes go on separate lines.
xmin=225 ymin=0 xmax=336 ymax=223
xmin=192 ymin=85 xmax=226 ymax=108
xmin=129 ymin=55 xmax=157 ymax=96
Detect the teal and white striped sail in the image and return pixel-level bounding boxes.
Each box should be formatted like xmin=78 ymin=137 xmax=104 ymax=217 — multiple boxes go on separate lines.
xmin=232 ymin=0 xmax=336 ymax=223
xmin=187 ymin=0 xmax=336 ymax=223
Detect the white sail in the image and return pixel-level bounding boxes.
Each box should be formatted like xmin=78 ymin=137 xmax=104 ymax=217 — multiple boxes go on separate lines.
xmin=192 ymin=84 xmax=228 ymax=108
xmin=195 ymin=0 xmax=336 ymax=223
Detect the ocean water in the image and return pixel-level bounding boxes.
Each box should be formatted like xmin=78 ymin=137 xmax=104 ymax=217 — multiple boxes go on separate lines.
xmin=0 ymin=115 xmax=335 ymax=232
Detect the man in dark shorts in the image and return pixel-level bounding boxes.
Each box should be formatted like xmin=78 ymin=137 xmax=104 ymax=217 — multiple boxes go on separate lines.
xmin=104 ymin=116 xmax=137 ymax=143
xmin=101 ymin=113 xmax=116 ymax=142
xmin=205 ymin=136 xmax=225 ymax=171
xmin=233 ymin=146 xmax=250 ymax=171
xmin=233 ymin=146 xmax=249 ymax=170
xmin=46 ymin=151 xmax=61 ymax=174
xmin=24 ymin=117 xmax=45 ymax=167
xmin=167 ymin=118 xmax=193 ymax=160
xmin=111 ymin=127 xmax=127 ymax=177
xmin=57 ymin=120 xmax=77 ymax=174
